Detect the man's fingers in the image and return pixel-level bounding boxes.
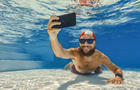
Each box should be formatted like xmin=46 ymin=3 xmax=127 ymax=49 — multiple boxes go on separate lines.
xmin=108 ymin=79 xmax=113 ymax=84
xmin=112 ymin=80 xmax=122 ymax=84
xmin=107 ymin=79 xmax=112 ymax=83
xmin=118 ymin=81 xmax=121 ymax=84
xmin=107 ymin=80 xmax=111 ymax=83
xmin=116 ymin=79 xmax=123 ymax=84
xmin=47 ymin=15 xmax=61 ymax=30
xmin=114 ymin=80 xmax=119 ymax=84
xmin=108 ymin=78 xmax=123 ymax=84
xmin=50 ymin=22 xmax=61 ymax=28
xmin=48 ymin=22 xmax=61 ymax=30
xmin=120 ymin=80 xmax=123 ymax=84
xmin=49 ymin=15 xmax=59 ymax=22
xmin=111 ymin=79 xmax=115 ymax=84
xmin=116 ymin=80 xmax=122 ymax=84
xmin=49 ymin=17 xmax=59 ymax=22
xmin=118 ymin=80 xmax=121 ymax=84
xmin=113 ymin=81 xmax=117 ymax=84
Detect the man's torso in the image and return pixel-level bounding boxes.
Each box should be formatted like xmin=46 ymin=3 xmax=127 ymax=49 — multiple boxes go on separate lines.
xmin=72 ymin=48 xmax=105 ymax=73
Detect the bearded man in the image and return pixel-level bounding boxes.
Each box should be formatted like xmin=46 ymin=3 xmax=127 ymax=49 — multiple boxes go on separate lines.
xmin=47 ymin=15 xmax=124 ymax=84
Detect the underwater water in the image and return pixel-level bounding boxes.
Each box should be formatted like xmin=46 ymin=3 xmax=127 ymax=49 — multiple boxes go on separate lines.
xmin=0 ymin=0 xmax=140 ymax=71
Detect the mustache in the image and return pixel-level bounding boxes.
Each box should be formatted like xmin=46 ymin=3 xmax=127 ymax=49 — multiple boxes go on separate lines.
xmin=79 ymin=46 xmax=96 ymax=56
xmin=81 ymin=46 xmax=91 ymax=48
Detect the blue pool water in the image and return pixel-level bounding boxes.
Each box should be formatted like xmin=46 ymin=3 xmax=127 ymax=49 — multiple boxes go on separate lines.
xmin=0 ymin=0 xmax=140 ymax=71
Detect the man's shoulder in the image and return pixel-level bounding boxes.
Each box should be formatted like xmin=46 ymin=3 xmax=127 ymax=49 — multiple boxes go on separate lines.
xmin=95 ymin=49 xmax=102 ymax=54
xmin=95 ymin=49 xmax=106 ymax=57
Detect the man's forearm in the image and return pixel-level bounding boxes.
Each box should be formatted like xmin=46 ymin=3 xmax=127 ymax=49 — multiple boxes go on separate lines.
xmin=48 ymin=32 xmax=65 ymax=57
xmin=47 ymin=15 xmax=74 ymax=59
xmin=103 ymin=56 xmax=124 ymax=80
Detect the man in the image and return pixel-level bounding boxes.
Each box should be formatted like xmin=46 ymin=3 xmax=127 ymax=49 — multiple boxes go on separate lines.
xmin=47 ymin=15 xmax=124 ymax=84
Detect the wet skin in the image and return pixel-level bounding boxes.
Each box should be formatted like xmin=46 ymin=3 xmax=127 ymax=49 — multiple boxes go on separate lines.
xmin=47 ymin=15 xmax=124 ymax=84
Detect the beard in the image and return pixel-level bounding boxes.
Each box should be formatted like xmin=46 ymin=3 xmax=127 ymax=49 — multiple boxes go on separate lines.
xmin=79 ymin=46 xmax=96 ymax=56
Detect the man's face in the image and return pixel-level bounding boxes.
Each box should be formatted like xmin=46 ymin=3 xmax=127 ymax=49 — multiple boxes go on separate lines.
xmin=79 ymin=34 xmax=96 ymax=55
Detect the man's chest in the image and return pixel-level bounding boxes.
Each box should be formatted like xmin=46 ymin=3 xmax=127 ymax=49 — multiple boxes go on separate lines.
xmin=73 ymin=56 xmax=102 ymax=70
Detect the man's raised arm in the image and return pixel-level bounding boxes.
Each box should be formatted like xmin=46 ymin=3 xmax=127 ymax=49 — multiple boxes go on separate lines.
xmin=47 ymin=15 xmax=74 ymax=59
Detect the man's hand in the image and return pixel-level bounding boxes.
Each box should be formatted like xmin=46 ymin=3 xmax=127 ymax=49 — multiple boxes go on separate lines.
xmin=108 ymin=76 xmax=123 ymax=84
xmin=47 ymin=15 xmax=61 ymax=34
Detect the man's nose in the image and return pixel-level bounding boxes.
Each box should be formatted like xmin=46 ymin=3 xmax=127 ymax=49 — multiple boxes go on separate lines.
xmin=83 ymin=41 xmax=89 ymax=45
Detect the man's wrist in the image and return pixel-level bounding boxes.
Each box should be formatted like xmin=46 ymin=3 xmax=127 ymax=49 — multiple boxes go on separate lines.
xmin=115 ymin=73 xmax=124 ymax=80
xmin=49 ymin=35 xmax=57 ymax=40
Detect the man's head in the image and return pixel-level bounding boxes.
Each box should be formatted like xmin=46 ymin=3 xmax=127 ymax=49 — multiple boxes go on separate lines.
xmin=79 ymin=30 xmax=96 ymax=56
